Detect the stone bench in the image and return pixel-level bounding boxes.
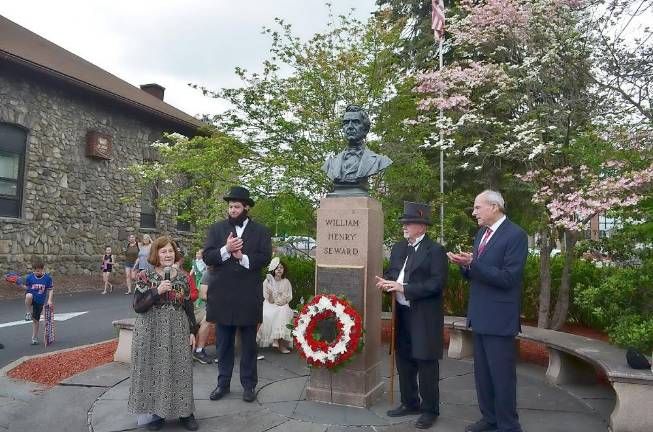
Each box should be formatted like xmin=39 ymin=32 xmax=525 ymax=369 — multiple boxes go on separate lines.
xmin=112 ymin=318 xmax=235 ymax=364
xmin=444 ymin=316 xmax=653 ymax=432
xmin=112 ymin=318 xmax=135 ymax=363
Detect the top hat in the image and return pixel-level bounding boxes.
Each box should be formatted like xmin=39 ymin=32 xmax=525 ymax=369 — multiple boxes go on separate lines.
xmin=223 ymin=186 xmax=255 ymax=207
xmin=626 ymin=347 xmax=651 ymax=370
xmin=399 ymin=201 xmax=432 ymax=225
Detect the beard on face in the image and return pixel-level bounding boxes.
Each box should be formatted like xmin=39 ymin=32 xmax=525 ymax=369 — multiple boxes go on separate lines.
xmin=228 ymin=208 xmax=249 ymax=227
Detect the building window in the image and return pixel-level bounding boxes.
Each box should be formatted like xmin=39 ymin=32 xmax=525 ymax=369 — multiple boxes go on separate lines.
xmin=598 ymin=214 xmax=619 ymax=238
xmin=177 ymin=210 xmax=191 ymax=232
xmin=176 ymin=195 xmax=192 ymax=232
xmin=177 ymin=216 xmax=191 ymax=232
xmin=140 ymin=185 xmax=157 ymax=229
xmin=0 ymin=124 xmax=27 ymax=218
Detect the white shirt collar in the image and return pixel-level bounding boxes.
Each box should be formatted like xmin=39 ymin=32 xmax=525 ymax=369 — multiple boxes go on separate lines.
xmin=409 ymin=233 xmax=426 ymax=248
xmin=235 ymin=218 xmax=249 ymax=236
xmin=487 ymin=215 xmax=506 ymax=233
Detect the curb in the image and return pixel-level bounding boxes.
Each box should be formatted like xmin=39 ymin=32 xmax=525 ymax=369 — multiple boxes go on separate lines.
xmin=0 ymin=338 xmax=117 ymax=377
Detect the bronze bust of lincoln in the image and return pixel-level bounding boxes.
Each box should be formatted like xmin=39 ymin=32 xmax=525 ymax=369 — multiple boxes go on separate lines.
xmin=321 ymin=105 xmax=392 ymax=196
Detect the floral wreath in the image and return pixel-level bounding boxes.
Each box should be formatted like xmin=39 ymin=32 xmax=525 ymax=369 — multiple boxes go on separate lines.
xmin=291 ymin=294 xmax=363 ymax=369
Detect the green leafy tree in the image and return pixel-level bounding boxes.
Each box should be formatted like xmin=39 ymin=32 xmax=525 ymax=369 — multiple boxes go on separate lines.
xmin=193 ymin=6 xmax=403 ymax=201
xmin=126 ymin=130 xmax=246 ymax=243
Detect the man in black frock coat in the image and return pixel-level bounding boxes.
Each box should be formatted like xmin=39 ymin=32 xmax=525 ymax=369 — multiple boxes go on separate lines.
xmin=376 ymin=202 xmax=448 ymax=429
xmin=203 ymin=186 xmax=272 ymax=403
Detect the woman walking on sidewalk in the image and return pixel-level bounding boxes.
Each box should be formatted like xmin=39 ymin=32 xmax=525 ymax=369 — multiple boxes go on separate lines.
xmin=123 ymin=234 xmax=140 ymax=295
xmin=128 ymin=236 xmax=199 ymax=431
xmin=135 ymin=234 xmax=154 ymax=273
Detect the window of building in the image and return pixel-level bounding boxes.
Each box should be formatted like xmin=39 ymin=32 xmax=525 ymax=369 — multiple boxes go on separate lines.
xmin=598 ymin=214 xmax=619 ymax=238
xmin=140 ymin=185 xmax=157 ymax=229
xmin=0 ymin=124 xmax=27 ymax=218
xmin=177 ymin=198 xmax=191 ymax=232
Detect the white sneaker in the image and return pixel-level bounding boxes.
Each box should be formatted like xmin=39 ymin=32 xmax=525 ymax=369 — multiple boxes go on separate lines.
xmin=25 ymin=313 xmax=32 ymax=321
xmin=257 ymin=355 xmax=265 ymax=360
xmin=31 ymin=337 xmax=39 ymax=345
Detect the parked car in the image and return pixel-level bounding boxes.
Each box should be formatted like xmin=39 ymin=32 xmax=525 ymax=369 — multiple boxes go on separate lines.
xmin=274 ymin=236 xmax=316 ymax=258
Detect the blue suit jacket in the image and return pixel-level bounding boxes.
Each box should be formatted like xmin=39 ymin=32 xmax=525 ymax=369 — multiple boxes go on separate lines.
xmin=462 ymin=218 xmax=528 ymax=336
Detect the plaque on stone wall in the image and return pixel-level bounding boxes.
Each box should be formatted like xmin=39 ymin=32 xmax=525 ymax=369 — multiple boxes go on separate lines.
xmin=316 ymin=264 xmax=365 ymax=344
xmin=316 ymin=265 xmax=365 ymax=312
xmin=86 ymin=130 xmax=112 ymax=160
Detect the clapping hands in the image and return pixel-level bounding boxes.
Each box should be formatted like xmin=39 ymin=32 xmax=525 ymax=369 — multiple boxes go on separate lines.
xmin=226 ymin=232 xmax=244 ymax=259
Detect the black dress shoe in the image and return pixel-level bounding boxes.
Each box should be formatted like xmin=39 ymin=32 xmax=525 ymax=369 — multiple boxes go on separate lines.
xmin=147 ymin=418 xmax=164 ymax=431
xmin=465 ymin=419 xmax=498 ymax=432
xmin=180 ymin=414 xmax=199 ymax=431
xmin=242 ymin=388 xmax=256 ymax=402
xmin=209 ymin=386 xmax=230 ymax=401
xmin=415 ymin=412 xmax=438 ymax=429
xmin=386 ymin=404 xmax=420 ymax=417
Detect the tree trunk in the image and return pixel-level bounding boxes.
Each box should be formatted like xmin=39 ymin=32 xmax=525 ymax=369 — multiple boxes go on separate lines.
xmin=551 ymin=230 xmax=579 ymax=330
xmin=537 ymin=227 xmax=552 ymax=328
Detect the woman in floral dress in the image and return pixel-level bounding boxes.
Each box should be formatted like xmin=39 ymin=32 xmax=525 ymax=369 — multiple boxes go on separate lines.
xmin=128 ymin=236 xmax=199 ymax=431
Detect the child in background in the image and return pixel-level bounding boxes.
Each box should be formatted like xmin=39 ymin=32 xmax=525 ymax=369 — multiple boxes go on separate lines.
xmin=23 ymin=259 xmax=54 ymax=345
xmin=175 ymin=254 xmax=198 ymax=303
xmin=101 ymin=246 xmax=114 ymax=294
xmin=193 ymin=268 xmax=216 ymax=364
xmin=189 ymin=249 xmax=205 ymax=292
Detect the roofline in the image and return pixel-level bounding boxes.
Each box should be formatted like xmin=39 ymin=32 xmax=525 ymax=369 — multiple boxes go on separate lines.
xmin=0 ymin=50 xmax=204 ymax=132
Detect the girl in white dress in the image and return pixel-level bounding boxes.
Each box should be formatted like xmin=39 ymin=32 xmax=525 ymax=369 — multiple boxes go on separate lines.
xmin=257 ymin=257 xmax=294 ymax=353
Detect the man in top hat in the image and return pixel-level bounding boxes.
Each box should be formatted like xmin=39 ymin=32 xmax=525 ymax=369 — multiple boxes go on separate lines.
xmin=203 ymin=186 xmax=272 ymax=403
xmin=447 ymin=190 xmax=528 ymax=432
xmin=375 ymin=202 xmax=448 ymax=429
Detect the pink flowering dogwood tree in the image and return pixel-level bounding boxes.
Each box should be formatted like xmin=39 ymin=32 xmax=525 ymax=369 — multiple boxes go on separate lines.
xmin=416 ymin=0 xmax=653 ymax=329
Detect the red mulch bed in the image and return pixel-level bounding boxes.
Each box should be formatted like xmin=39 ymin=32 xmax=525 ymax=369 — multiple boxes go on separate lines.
xmin=7 ymin=340 xmax=118 ymax=387
xmin=9 ymin=320 xmax=608 ymax=388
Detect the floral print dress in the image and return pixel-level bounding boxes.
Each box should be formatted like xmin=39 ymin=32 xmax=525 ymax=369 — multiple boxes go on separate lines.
xmin=128 ymin=269 xmax=197 ymax=418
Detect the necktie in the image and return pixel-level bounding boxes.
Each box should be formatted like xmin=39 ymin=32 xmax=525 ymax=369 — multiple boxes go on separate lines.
xmin=478 ymin=228 xmax=493 ymax=255
xmin=403 ymin=244 xmax=417 ymax=284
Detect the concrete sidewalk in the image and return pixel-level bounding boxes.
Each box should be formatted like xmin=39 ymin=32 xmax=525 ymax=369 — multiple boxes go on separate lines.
xmin=0 ymin=347 xmax=615 ymax=432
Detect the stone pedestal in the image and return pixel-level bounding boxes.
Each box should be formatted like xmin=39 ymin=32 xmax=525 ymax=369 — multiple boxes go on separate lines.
xmin=306 ymin=196 xmax=384 ymax=407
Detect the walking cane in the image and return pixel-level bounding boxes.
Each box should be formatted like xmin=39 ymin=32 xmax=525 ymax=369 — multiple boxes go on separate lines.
xmin=388 ymin=291 xmax=397 ymax=405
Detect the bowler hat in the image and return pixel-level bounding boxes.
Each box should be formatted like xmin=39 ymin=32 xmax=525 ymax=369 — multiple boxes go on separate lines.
xmin=399 ymin=201 xmax=432 ymax=225
xmin=626 ymin=347 xmax=651 ymax=370
xmin=223 ymin=186 xmax=255 ymax=207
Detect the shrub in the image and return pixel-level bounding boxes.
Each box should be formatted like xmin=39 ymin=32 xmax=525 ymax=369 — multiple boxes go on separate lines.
xmin=574 ymin=261 xmax=653 ymax=351
xmin=608 ymin=315 xmax=653 ymax=353
xmin=282 ymin=256 xmax=315 ymax=309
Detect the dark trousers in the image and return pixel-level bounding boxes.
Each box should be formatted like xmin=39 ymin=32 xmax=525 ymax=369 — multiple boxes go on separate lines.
xmin=215 ymin=324 xmax=258 ymax=390
xmin=395 ymin=304 xmax=440 ymax=414
xmin=473 ymin=333 xmax=521 ymax=432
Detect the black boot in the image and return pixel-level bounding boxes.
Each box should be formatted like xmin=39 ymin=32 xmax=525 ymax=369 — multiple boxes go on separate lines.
xmin=180 ymin=414 xmax=199 ymax=431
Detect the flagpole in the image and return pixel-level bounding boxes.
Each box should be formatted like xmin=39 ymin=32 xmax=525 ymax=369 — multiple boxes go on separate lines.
xmin=439 ymin=35 xmax=444 ymax=245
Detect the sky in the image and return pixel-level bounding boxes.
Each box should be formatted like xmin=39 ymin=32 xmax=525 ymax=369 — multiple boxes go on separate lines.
xmin=1 ymin=1 xmax=377 ymax=118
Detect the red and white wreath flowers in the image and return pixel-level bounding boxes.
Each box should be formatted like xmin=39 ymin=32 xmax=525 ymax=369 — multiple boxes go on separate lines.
xmin=292 ymin=294 xmax=363 ymax=369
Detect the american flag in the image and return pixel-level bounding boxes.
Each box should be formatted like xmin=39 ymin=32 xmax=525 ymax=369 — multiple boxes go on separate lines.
xmin=431 ymin=0 xmax=445 ymax=40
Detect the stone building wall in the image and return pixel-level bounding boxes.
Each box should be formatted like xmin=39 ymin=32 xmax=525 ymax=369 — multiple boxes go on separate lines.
xmin=0 ymin=68 xmax=191 ymax=276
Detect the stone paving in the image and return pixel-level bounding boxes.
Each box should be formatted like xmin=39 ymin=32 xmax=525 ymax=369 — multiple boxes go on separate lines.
xmin=1 ymin=346 xmax=615 ymax=432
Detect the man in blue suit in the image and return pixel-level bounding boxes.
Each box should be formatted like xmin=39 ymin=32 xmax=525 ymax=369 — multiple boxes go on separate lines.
xmin=447 ymin=190 xmax=528 ymax=432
